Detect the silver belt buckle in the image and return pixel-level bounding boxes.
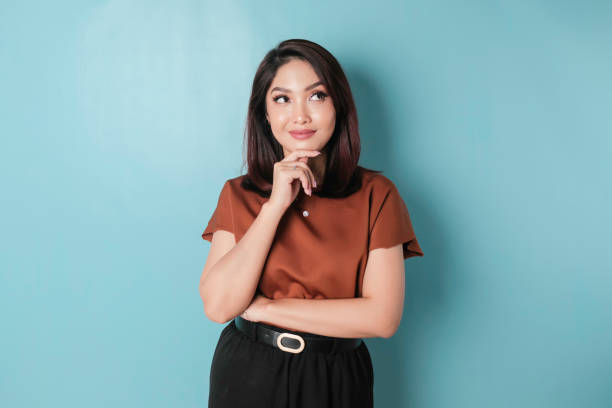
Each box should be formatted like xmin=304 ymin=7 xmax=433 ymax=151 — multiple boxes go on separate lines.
xmin=277 ymin=332 xmax=305 ymax=354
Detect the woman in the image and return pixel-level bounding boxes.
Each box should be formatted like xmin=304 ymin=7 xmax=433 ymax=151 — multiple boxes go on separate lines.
xmin=200 ymin=39 xmax=424 ymax=408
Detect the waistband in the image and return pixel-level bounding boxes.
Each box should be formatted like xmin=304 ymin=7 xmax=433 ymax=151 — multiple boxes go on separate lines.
xmin=234 ymin=316 xmax=363 ymax=354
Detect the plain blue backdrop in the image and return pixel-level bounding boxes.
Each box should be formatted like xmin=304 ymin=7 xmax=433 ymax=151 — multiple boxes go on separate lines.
xmin=1 ymin=1 xmax=611 ymax=407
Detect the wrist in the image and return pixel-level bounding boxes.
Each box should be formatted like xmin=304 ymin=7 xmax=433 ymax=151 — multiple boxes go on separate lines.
xmin=261 ymin=297 xmax=274 ymax=321
xmin=261 ymin=201 xmax=286 ymax=218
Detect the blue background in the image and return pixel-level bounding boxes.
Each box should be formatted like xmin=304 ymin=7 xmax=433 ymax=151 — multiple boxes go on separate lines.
xmin=2 ymin=1 xmax=611 ymax=407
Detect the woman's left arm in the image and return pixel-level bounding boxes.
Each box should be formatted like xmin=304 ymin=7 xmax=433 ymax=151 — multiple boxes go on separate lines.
xmin=243 ymin=244 xmax=405 ymax=339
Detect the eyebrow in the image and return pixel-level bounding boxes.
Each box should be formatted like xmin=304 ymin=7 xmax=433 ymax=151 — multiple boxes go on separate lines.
xmin=270 ymin=81 xmax=325 ymax=94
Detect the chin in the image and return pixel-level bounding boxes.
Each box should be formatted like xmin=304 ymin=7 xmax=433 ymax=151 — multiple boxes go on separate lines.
xmin=289 ymin=141 xmax=314 ymax=150
xmin=297 ymin=138 xmax=327 ymax=148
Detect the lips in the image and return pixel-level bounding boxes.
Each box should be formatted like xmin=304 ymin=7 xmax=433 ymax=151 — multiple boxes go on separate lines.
xmin=289 ymin=130 xmax=316 ymax=140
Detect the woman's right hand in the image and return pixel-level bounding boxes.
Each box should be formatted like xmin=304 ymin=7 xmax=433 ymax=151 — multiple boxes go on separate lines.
xmin=267 ymin=149 xmax=321 ymax=212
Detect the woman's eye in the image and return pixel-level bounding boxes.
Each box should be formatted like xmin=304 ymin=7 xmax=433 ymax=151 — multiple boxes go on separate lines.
xmin=273 ymin=95 xmax=288 ymax=103
xmin=311 ymin=91 xmax=328 ymax=101
xmin=272 ymin=91 xmax=327 ymax=104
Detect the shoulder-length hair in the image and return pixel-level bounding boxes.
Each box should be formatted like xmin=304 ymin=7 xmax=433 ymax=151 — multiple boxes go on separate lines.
xmin=240 ymin=38 xmax=381 ymax=198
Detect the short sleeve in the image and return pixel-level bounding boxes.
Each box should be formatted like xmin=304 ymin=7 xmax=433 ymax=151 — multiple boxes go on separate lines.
xmin=368 ymin=181 xmax=424 ymax=259
xmin=201 ymin=181 xmax=234 ymax=242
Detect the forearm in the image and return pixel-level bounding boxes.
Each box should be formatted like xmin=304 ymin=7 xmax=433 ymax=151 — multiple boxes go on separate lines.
xmin=262 ymin=297 xmax=390 ymax=339
xmin=202 ymin=202 xmax=284 ymax=322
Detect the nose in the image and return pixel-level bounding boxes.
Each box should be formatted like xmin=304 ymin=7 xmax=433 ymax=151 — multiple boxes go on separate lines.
xmin=292 ymin=99 xmax=310 ymax=124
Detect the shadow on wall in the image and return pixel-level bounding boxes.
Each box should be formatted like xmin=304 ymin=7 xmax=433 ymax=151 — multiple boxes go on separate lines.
xmin=348 ymin=63 xmax=447 ymax=407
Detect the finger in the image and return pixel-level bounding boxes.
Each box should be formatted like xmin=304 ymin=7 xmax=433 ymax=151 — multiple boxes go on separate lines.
xmin=297 ymin=159 xmax=316 ymax=189
xmin=298 ymin=171 xmax=311 ymax=195
xmin=283 ymin=163 xmax=313 ymax=194
xmin=281 ymin=149 xmax=321 ymax=163
xmin=293 ymin=158 xmax=315 ymax=190
xmin=283 ymin=164 xmax=311 ymax=194
xmin=289 ymin=160 xmax=316 ymax=190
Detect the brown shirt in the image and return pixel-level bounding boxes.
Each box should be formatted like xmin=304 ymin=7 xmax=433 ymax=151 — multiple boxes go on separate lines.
xmin=202 ymin=169 xmax=424 ymax=301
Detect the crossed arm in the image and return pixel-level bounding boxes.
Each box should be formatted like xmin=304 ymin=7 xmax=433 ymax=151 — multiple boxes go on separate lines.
xmin=246 ymin=244 xmax=406 ymax=339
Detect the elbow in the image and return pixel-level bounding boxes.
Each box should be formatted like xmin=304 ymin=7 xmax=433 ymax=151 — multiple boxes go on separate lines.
xmin=378 ymin=318 xmax=400 ymax=339
xmin=202 ymin=301 xmax=222 ymax=323
xmin=378 ymin=325 xmax=394 ymax=339
xmin=204 ymin=306 xmax=231 ymax=324
xmin=203 ymin=299 xmax=233 ymax=324
xmin=379 ymin=324 xmax=398 ymax=339
xmin=200 ymin=285 xmax=231 ymax=324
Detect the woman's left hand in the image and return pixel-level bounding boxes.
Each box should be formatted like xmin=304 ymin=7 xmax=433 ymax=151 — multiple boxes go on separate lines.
xmin=240 ymin=293 xmax=272 ymax=322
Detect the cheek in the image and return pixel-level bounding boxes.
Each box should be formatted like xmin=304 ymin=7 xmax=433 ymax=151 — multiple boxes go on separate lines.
xmin=268 ymin=107 xmax=290 ymax=124
xmin=319 ymin=106 xmax=336 ymax=129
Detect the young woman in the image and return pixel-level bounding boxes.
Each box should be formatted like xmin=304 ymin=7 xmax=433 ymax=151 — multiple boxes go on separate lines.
xmin=200 ymin=39 xmax=424 ymax=408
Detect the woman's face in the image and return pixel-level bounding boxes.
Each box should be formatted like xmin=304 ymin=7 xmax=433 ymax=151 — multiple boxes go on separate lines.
xmin=266 ymin=59 xmax=336 ymax=158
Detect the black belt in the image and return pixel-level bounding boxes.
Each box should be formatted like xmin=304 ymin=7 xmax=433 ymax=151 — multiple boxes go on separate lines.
xmin=234 ymin=316 xmax=363 ymax=354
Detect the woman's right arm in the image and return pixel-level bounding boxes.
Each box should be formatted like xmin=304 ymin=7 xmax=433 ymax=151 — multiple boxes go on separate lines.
xmin=199 ymin=149 xmax=321 ymax=323
xmin=199 ymin=201 xmax=285 ymax=323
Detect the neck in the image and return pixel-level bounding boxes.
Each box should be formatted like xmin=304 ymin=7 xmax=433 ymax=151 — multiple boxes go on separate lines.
xmin=283 ymin=149 xmax=326 ymax=187
xmin=308 ymin=153 xmax=326 ymax=188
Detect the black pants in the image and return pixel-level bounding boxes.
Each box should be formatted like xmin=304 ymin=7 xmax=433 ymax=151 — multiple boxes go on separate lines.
xmin=208 ymin=319 xmax=374 ymax=407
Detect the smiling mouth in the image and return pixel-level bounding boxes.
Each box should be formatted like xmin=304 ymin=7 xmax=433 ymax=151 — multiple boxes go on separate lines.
xmin=289 ymin=130 xmax=316 ymax=140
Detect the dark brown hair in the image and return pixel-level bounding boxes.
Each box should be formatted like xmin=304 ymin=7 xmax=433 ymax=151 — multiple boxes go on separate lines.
xmin=240 ymin=38 xmax=380 ymax=198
